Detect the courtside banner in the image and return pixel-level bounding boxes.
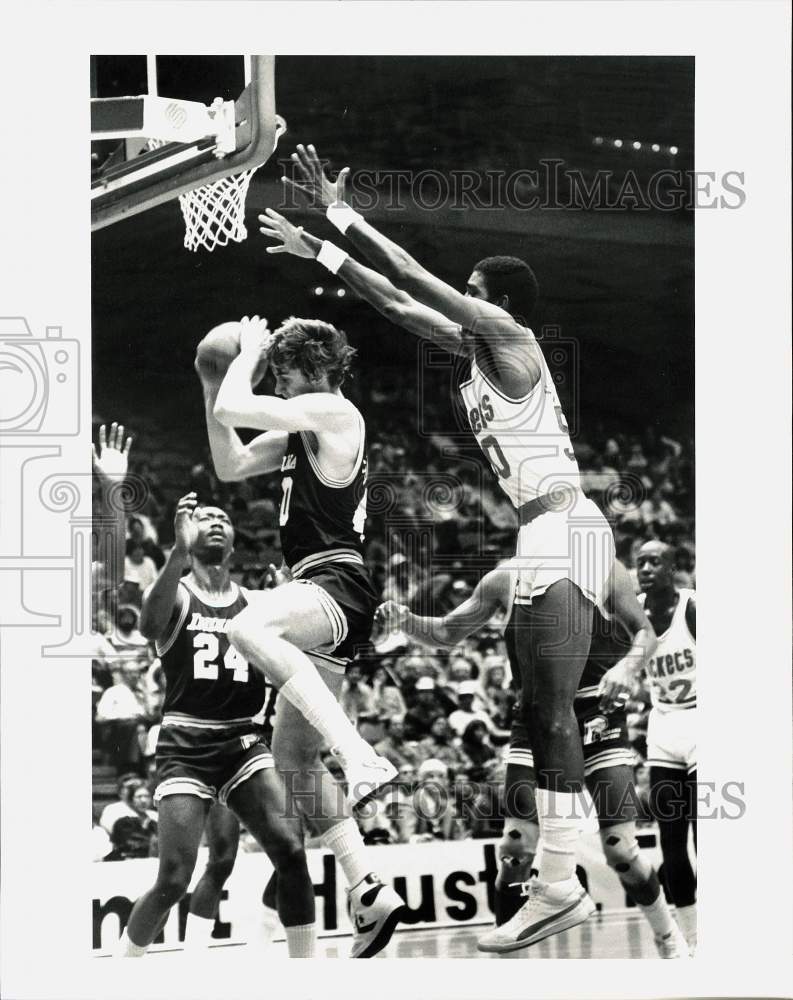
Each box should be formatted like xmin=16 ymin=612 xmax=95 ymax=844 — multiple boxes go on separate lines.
xmin=92 ymin=831 xmax=665 ymax=953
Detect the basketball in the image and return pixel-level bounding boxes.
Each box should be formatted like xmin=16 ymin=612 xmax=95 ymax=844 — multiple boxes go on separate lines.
xmin=195 ymin=321 xmax=244 ymax=376
xmin=195 ymin=321 xmax=270 ymax=385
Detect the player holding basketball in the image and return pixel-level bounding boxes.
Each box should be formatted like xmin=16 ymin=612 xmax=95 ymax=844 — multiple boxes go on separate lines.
xmin=118 ymin=495 xmax=317 ymax=958
xmin=195 ymin=319 xmax=406 ymax=957
xmin=378 ymin=556 xmax=690 ymax=957
xmin=260 ymin=144 xmax=615 ymax=945
xmin=637 ymin=540 xmax=697 ymax=955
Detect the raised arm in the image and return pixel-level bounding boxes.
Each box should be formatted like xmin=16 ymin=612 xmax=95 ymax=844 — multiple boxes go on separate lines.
xmin=285 ymin=145 xmax=542 ymax=391
xmin=138 ymin=492 xmax=195 ymax=641
xmin=92 ymin=422 xmax=133 ymax=588
xmin=259 ymin=210 xmax=465 ymax=355
xmin=597 ymin=560 xmax=658 ymax=711
xmin=212 ymin=314 xmax=360 ymax=434
xmin=377 ymin=567 xmax=511 ymax=648
xmin=195 ymin=334 xmax=288 ymax=483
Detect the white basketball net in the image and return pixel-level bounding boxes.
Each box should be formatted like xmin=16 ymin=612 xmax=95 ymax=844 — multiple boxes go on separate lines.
xmin=177 ymin=168 xmax=259 ymax=252
xmin=147 ymin=137 xmax=258 ymax=252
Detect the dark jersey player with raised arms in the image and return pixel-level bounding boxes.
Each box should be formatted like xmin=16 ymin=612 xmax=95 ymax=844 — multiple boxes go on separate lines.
xmin=119 ymin=497 xmax=316 ymax=958
xmin=197 ymin=316 xmax=405 ymax=957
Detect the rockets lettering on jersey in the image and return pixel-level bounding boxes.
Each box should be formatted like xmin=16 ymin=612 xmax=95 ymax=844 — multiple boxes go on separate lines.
xmin=641 ymin=589 xmax=697 ymax=713
xmin=459 ymin=346 xmax=580 ymax=508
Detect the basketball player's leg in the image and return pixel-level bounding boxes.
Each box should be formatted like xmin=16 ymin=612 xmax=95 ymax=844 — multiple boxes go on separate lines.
xmin=479 ymin=580 xmax=595 ymax=953
xmin=120 ymin=793 xmax=210 ymax=955
xmin=183 ymin=803 xmax=240 ymax=948
xmin=227 ymin=583 xmax=392 ymax=791
xmin=589 ymin=765 xmax=688 ymax=957
xmin=493 ymin=724 xmax=540 ymax=925
xmin=648 ymin=710 xmax=697 ymax=952
xmin=226 ymin=769 xmax=316 ymax=957
xmin=271 ymin=666 xmax=406 ymax=957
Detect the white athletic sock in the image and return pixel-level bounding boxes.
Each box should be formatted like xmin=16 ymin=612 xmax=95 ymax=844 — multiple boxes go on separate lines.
xmin=116 ymin=928 xmax=147 ymax=958
xmin=320 ymin=817 xmax=371 ymax=889
xmin=284 ymin=922 xmax=317 ymax=958
xmin=535 ymin=789 xmax=585 ymax=884
xmin=675 ymin=903 xmax=697 ymax=943
xmin=280 ymin=671 xmax=368 ymax=760
xmin=184 ymin=913 xmax=215 ymax=949
xmin=638 ymin=892 xmax=676 ymax=939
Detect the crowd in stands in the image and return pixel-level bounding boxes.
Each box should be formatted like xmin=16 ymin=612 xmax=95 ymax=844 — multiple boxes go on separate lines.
xmin=91 ymin=375 xmax=694 ymax=857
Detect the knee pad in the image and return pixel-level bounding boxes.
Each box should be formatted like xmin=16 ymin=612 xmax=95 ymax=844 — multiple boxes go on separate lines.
xmin=498 ymin=817 xmax=540 ymax=868
xmin=600 ymin=822 xmax=649 ymax=881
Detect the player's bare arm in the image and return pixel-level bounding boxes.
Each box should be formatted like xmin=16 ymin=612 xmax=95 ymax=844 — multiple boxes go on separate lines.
xmin=213 ymin=314 xmax=359 ymax=435
xmin=138 ymin=492 xmax=198 ymax=641
xmin=92 ymin=421 xmax=133 ymax=589
xmin=195 ymin=348 xmax=288 ymax=483
xmin=685 ymin=594 xmax=696 ymax=639
xmin=286 ymin=144 xmax=541 ymax=392
xmin=259 ymin=208 xmax=464 ymax=355
xmin=597 ymin=560 xmax=658 ymax=712
xmin=377 ymin=566 xmax=510 ymax=648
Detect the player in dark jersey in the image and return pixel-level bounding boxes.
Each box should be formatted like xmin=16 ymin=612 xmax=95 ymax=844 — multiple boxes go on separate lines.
xmin=378 ymin=558 xmax=690 ymax=958
xmin=197 ymin=317 xmax=405 ymax=957
xmin=118 ymin=495 xmax=317 ymax=958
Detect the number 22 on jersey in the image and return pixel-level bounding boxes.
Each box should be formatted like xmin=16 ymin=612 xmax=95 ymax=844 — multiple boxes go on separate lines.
xmin=192 ymin=632 xmax=249 ymax=682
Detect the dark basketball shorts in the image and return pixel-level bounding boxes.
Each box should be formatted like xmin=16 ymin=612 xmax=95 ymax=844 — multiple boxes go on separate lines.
xmin=292 ymin=558 xmax=378 ymax=675
xmin=507 ymin=694 xmax=635 ymax=777
xmin=154 ymin=716 xmax=274 ymax=807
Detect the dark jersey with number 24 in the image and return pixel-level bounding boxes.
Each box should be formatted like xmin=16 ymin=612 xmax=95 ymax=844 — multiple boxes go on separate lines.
xmin=278 ymin=417 xmax=368 ymax=570
xmin=155 ymin=579 xmax=268 ymax=721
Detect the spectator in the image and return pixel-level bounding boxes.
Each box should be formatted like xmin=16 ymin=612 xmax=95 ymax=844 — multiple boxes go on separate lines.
xmin=123 ymin=538 xmax=159 ymax=594
xmin=107 ymin=605 xmax=150 ymax=667
xmin=371 ymin=664 xmax=408 ymax=721
xmin=339 ymin=664 xmax=377 ymax=724
xmin=373 ymin=716 xmax=422 ymax=770
xmin=461 ymin=719 xmax=497 ymax=781
xmin=640 ymin=485 xmax=678 ymax=528
xmin=412 ymin=759 xmax=454 ymax=841
xmin=448 ymin=680 xmax=495 ymax=737
xmin=417 ymin=716 xmax=472 ymax=776
xmin=98 ymin=773 xmax=145 ymax=834
xmin=403 ymin=676 xmax=446 ymax=740
xmin=106 ymin=786 xmax=158 ymax=860
xmin=127 ymin=516 xmax=165 ymax=570
xmin=95 ymin=663 xmax=149 ymax=774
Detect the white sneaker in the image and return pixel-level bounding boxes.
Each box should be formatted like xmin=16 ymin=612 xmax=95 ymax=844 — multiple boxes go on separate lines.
xmin=332 ymin=749 xmax=397 ymax=806
xmin=654 ymin=924 xmax=692 ymax=959
xmin=477 ymin=876 xmax=596 ymax=953
xmin=349 ymin=876 xmax=406 ymax=958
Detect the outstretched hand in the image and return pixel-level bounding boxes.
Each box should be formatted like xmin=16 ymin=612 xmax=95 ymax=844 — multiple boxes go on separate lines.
xmin=173 ymin=492 xmax=199 ymax=556
xmin=282 ymin=143 xmax=349 ymax=209
xmin=258 ymin=208 xmax=317 ymax=258
xmin=92 ymin=422 xmax=133 ymax=483
xmin=375 ymin=600 xmax=410 ymax=634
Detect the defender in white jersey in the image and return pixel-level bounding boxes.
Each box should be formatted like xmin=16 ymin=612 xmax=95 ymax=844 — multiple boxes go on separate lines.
xmin=637 ymin=540 xmax=697 ymax=953
xmin=260 ymin=142 xmax=617 ymax=947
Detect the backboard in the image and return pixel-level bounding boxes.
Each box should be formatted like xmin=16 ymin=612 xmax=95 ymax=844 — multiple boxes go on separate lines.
xmin=91 ymin=55 xmax=283 ymax=231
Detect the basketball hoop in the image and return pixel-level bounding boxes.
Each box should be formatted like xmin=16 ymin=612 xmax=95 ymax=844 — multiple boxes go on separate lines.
xmin=148 ymin=114 xmax=286 ymax=252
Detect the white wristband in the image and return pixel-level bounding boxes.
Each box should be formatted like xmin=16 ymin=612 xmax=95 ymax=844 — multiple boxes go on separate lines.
xmin=317 ymin=241 xmax=348 ymax=275
xmin=326 ymin=202 xmax=363 ymax=235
